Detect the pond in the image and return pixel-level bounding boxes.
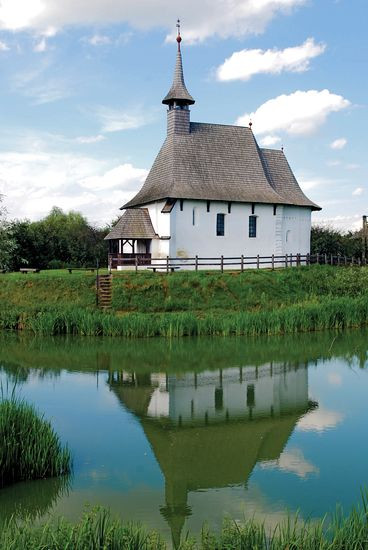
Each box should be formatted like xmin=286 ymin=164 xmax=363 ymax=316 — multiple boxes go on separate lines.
xmin=1 ymin=329 xmax=368 ymax=548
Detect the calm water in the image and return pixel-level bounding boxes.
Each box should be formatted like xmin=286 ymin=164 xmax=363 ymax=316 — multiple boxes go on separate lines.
xmin=1 ymin=330 xmax=368 ymax=547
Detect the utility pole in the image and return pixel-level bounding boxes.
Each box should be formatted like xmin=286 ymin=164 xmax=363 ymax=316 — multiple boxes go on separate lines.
xmin=362 ymin=215 xmax=368 ymax=261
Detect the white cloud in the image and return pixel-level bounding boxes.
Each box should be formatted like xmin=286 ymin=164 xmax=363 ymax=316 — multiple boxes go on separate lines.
xmin=75 ymin=134 xmax=106 ymax=144
xmin=0 ymin=0 xmax=306 ymax=43
xmin=352 ymin=187 xmax=363 ymax=196
xmin=237 ymin=90 xmax=350 ymax=136
xmin=259 ymin=135 xmax=282 ymax=147
xmin=34 ymin=37 xmax=47 ymax=52
xmin=217 ymin=38 xmax=325 ymax=82
xmin=80 ymin=163 xmax=148 ymax=191
xmin=87 ymin=34 xmax=111 ymax=46
xmin=260 ymin=448 xmax=319 ymax=479
xmin=0 ymin=148 xmax=146 ymax=224
xmin=330 ymin=137 xmax=347 ymax=150
xmin=96 ymin=106 xmax=150 ymax=133
xmin=12 ymin=61 xmax=70 ymax=104
xmin=0 ymin=40 xmax=9 ymax=51
xmin=326 ymin=159 xmax=341 ymax=167
xmin=312 ymin=214 xmax=362 ymax=232
xmin=297 ymin=407 xmax=343 ymax=432
xmin=346 ymin=163 xmax=359 ymax=170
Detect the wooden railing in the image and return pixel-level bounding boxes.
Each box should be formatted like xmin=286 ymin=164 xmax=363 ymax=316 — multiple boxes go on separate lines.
xmin=108 ymin=253 xmax=368 ymax=273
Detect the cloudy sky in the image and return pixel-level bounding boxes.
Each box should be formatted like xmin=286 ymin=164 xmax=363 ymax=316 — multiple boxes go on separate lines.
xmin=0 ymin=0 xmax=366 ymax=229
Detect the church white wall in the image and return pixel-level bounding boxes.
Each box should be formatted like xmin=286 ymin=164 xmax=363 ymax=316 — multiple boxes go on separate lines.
xmin=282 ymin=206 xmax=311 ymax=255
xmin=144 ymin=365 xmax=308 ymax=424
xmin=146 ymin=202 xmax=170 ymax=258
xmin=168 ymin=200 xmax=311 ymax=265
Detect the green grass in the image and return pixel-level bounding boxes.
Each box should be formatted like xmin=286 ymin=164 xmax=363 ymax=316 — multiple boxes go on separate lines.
xmin=0 ymin=295 xmax=368 ymax=337
xmin=0 ymin=395 xmax=71 ymax=488
xmin=1 ymin=266 xmax=368 ymax=337
xmin=3 ymin=495 xmax=368 ymax=549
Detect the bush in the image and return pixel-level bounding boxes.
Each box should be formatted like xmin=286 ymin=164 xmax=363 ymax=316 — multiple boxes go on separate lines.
xmin=0 ymin=396 xmax=71 ymax=487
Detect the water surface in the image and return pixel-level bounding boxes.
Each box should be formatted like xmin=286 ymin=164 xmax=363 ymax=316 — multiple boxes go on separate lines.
xmin=1 ymin=330 xmax=368 ymax=547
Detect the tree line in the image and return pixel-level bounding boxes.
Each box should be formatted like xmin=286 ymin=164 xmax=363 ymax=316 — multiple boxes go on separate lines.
xmin=0 ymin=200 xmax=110 ymax=270
xmin=0 ymin=196 xmax=366 ymax=271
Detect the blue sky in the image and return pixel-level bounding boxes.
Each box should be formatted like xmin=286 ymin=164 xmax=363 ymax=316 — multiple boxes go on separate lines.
xmin=0 ymin=0 xmax=366 ymax=230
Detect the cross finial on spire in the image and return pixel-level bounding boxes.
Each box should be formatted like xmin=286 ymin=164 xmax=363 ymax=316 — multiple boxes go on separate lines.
xmin=176 ymin=18 xmax=182 ymax=51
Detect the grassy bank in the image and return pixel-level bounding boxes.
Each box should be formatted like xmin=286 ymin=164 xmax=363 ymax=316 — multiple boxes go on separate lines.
xmin=0 ymin=397 xmax=71 ymax=487
xmin=1 ymin=295 xmax=368 ymax=337
xmin=3 ymin=497 xmax=368 ymax=549
xmin=1 ymin=266 xmax=368 ymax=336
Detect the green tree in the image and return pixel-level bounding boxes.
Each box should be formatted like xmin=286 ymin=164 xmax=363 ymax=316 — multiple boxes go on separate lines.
xmin=10 ymin=207 xmax=109 ymax=270
xmin=0 ymin=196 xmax=17 ymax=271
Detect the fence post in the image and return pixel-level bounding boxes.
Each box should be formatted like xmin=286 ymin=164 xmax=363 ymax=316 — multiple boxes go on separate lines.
xmin=272 ymin=254 xmax=275 ymax=270
xmin=344 ymin=255 xmax=347 ymax=266
xmin=221 ymin=255 xmax=224 ymax=273
xmin=135 ymin=255 xmax=138 ymax=273
xmin=195 ymin=255 xmax=198 ymax=272
xmin=358 ymin=257 xmax=361 ymax=267
xmin=316 ymin=253 xmax=319 ymax=265
xmin=257 ymin=254 xmax=260 ymax=269
xmin=290 ymin=254 xmax=293 ymax=267
xmin=166 ymin=256 xmax=169 ymax=274
xmin=307 ymin=253 xmax=310 ymax=265
xmin=285 ymin=254 xmax=288 ymax=268
xmin=241 ymin=255 xmax=244 ymax=273
xmin=337 ymin=254 xmax=341 ymax=266
xmin=330 ymin=254 xmax=333 ymax=266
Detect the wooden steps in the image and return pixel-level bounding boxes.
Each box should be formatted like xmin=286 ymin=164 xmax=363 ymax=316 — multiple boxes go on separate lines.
xmin=97 ymin=274 xmax=112 ymax=309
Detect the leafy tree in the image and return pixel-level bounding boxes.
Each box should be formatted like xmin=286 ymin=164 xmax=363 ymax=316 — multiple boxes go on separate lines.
xmin=0 ymin=196 xmax=17 ymax=271
xmin=9 ymin=207 xmax=109 ymax=270
xmin=311 ymin=225 xmax=363 ymax=258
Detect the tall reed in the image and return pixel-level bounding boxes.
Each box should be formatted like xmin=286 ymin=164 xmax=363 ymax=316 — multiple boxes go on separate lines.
xmin=3 ymin=495 xmax=368 ymax=549
xmin=0 ymin=294 xmax=368 ymax=338
xmin=0 ymin=395 xmax=71 ymax=487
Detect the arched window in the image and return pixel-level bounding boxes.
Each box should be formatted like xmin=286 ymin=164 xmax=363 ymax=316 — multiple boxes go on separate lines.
xmin=286 ymin=230 xmax=292 ymax=243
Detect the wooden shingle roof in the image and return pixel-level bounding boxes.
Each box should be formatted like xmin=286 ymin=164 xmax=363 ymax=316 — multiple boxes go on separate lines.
xmin=162 ymin=49 xmax=195 ymax=106
xmin=104 ymin=208 xmax=158 ymax=240
xmin=123 ymin=122 xmax=321 ymax=211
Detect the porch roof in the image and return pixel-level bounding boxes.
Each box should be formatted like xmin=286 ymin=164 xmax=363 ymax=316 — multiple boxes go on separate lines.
xmin=104 ymin=208 xmax=158 ymax=240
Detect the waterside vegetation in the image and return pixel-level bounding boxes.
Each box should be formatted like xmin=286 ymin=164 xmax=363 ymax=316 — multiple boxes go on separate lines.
xmin=0 ymin=266 xmax=368 ymax=337
xmin=0 ymin=396 xmax=71 ymax=488
xmin=3 ymin=497 xmax=368 ymax=550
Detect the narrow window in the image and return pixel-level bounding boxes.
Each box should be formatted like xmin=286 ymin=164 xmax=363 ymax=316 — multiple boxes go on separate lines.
xmin=215 ymin=387 xmax=223 ymax=411
xmin=207 ymin=200 xmax=210 ymax=213
xmin=192 ymin=208 xmax=196 ymax=226
xmin=247 ymin=384 xmax=255 ymax=407
xmin=273 ymin=205 xmax=277 ymax=216
xmin=180 ymin=199 xmax=184 ymax=211
xmin=249 ymin=215 xmax=257 ymax=238
xmin=251 ymin=203 xmax=255 ymax=215
xmin=286 ymin=230 xmax=291 ymax=243
xmin=216 ymin=213 xmax=225 ymax=236
xmin=228 ymin=202 xmax=232 ymax=214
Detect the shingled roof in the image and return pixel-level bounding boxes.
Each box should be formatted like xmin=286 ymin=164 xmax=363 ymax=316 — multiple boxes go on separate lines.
xmin=123 ymin=123 xmax=321 ymax=211
xmin=104 ymin=208 xmax=158 ymax=240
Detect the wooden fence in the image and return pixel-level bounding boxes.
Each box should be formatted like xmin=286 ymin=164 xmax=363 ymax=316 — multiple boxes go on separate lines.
xmin=108 ymin=253 xmax=368 ymax=273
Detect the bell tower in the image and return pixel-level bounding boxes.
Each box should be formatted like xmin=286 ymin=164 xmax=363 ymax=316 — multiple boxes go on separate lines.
xmin=162 ymin=20 xmax=195 ymax=135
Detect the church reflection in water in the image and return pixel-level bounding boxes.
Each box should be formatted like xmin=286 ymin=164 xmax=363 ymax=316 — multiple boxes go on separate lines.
xmin=108 ymin=363 xmax=316 ymax=549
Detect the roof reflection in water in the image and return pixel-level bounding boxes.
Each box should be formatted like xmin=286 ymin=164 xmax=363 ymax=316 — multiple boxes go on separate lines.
xmin=109 ymin=363 xmax=316 ymax=548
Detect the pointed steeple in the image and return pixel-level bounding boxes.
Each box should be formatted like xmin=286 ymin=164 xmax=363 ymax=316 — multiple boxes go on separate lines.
xmin=162 ymin=20 xmax=195 ymax=107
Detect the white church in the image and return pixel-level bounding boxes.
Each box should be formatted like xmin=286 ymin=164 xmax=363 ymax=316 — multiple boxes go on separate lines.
xmin=105 ymin=24 xmax=320 ymax=269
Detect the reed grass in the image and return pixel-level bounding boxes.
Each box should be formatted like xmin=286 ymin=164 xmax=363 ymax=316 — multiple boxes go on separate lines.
xmin=3 ymin=494 xmax=368 ymax=549
xmin=0 ymin=395 xmax=71 ymax=487
xmin=0 ymin=294 xmax=368 ymax=338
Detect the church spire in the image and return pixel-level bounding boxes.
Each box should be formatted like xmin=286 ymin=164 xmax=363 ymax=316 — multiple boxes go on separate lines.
xmin=162 ymin=20 xmax=195 ymax=107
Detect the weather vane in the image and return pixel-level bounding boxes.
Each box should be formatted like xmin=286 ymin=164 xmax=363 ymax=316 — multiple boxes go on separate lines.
xmin=176 ymin=18 xmax=182 ymax=50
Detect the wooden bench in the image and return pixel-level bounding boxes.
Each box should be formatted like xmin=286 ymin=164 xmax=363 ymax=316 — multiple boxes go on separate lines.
xmin=147 ymin=266 xmax=181 ymax=273
xmin=68 ymin=267 xmax=95 ymax=274
xmin=20 ymin=268 xmax=40 ymax=274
